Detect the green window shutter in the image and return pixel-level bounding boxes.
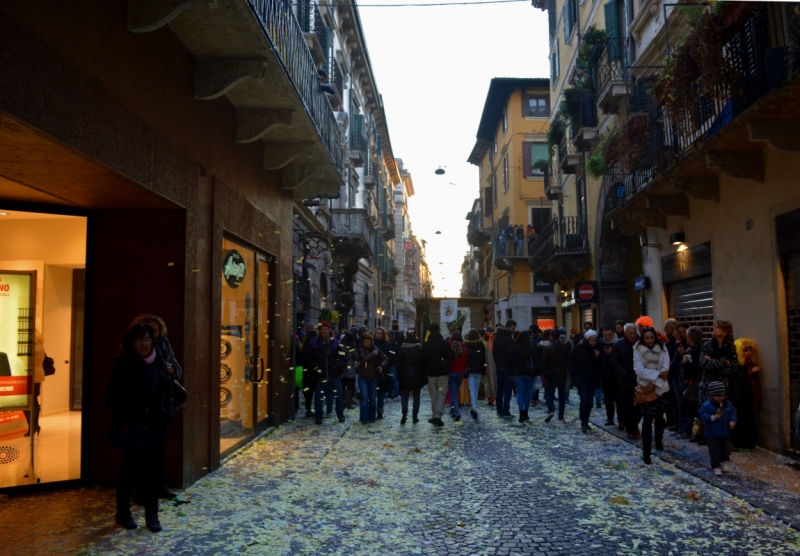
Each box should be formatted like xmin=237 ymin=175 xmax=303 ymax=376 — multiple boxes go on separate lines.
xmin=563 ymin=0 xmax=572 ymax=43
xmin=548 ymin=0 xmax=557 ymax=39
xmin=604 ymin=0 xmax=620 ymax=61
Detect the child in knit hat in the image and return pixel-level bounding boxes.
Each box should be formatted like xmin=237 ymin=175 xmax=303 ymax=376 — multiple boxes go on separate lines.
xmin=698 ymin=381 xmax=738 ymax=476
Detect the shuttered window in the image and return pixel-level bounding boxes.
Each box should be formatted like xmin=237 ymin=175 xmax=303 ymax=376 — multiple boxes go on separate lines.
xmin=548 ymin=0 xmax=557 ymax=40
xmin=563 ymin=0 xmax=575 ymax=43
xmin=551 ymin=42 xmax=560 ymax=87
xmin=523 ymin=142 xmax=549 ymax=177
xmin=667 ymin=275 xmax=715 ymax=339
xmin=484 ymin=186 xmax=493 ymax=216
xmin=604 ymin=0 xmax=620 ymax=62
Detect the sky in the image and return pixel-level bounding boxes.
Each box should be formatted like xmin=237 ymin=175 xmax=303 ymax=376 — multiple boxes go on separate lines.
xmin=359 ymin=0 xmax=551 ymax=296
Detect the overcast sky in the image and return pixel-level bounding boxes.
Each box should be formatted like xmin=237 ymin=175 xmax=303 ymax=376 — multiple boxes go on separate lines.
xmin=359 ymin=0 xmax=551 ymax=297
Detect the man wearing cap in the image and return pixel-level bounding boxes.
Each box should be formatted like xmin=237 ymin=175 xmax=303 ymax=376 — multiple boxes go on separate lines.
xmin=310 ymin=322 xmax=346 ymax=424
xmin=419 ymin=323 xmax=456 ymax=426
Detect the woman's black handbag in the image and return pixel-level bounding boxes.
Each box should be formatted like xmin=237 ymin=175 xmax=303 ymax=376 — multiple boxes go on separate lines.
xmin=43 ymin=354 xmax=56 ymax=376
xmin=172 ymin=379 xmax=188 ymax=410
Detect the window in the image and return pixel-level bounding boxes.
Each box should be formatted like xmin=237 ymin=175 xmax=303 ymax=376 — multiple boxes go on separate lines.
xmin=523 ymin=142 xmax=549 ymax=177
xmin=550 ymin=42 xmax=560 ymax=88
xmin=530 ymin=207 xmax=552 ymax=234
xmin=493 ymin=137 xmax=498 ymax=154
xmin=528 ymin=96 xmax=548 ymax=118
xmin=502 ymin=107 xmax=508 ymax=133
xmin=563 ymin=0 xmax=576 ymax=43
xmin=502 ymin=155 xmax=508 ymax=192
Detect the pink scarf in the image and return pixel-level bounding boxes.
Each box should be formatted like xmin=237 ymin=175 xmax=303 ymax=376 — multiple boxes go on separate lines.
xmin=143 ymin=348 xmax=157 ymax=365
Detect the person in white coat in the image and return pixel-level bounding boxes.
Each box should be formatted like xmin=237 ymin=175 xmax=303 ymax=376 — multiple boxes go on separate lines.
xmin=634 ymin=327 xmax=671 ymax=465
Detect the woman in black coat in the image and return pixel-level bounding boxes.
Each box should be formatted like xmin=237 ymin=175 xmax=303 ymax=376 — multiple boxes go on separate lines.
xmin=509 ymin=330 xmax=534 ymax=423
xmin=106 ymin=323 xmax=172 ymax=533
xmin=464 ymin=328 xmax=487 ymax=421
xmin=569 ymin=330 xmax=601 ymax=433
xmin=397 ymin=331 xmax=425 ymax=424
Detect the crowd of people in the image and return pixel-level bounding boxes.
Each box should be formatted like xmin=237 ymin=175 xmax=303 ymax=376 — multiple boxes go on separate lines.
xmin=296 ymin=315 xmax=762 ymax=475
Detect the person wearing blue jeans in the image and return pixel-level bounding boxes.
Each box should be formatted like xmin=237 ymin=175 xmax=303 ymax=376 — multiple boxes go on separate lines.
xmin=491 ymin=321 xmax=516 ymax=418
xmin=449 ymin=373 xmax=465 ymax=420
xmin=515 ymin=375 xmax=534 ymax=420
xmin=316 ymin=376 xmax=344 ymax=422
xmin=495 ymin=368 xmax=512 ymax=417
xmin=545 ymin=377 xmax=567 ymax=420
xmin=568 ymin=330 xmax=601 ymax=433
xmin=594 ymin=387 xmax=603 ymax=408
xmin=356 ymin=332 xmax=387 ymax=424
xmin=464 ymin=329 xmax=488 ymax=420
xmin=509 ymin=329 xmax=535 ymax=422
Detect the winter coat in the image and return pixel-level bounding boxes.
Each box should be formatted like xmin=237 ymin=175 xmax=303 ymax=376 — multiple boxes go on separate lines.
xmin=529 ymin=333 xmax=543 ymax=374
xmin=492 ymin=328 xmax=514 ymax=369
xmin=509 ymin=342 xmax=534 ymax=377
xmin=397 ymin=342 xmax=426 ymax=391
xmin=375 ymin=339 xmax=399 ymax=369
xmin=449 ymin=340 xmax=468 ymax=374
xmin=669 ymin=341 xmax=687 ymax=380
xmin=568 ymin=340 xmax=601 ymax=390
xmin=699 ymin=397 xmax=738 ymax=439
xmin=356 ymin=345 xmax=387 ymax=381
xmin=541 ymin=340 xmax=570 ymax=381
xmin=155 ymin=335 xmax=182 ymax=381
xmin=599 ymin=339 xmax=616 ymax=382
xmin=680 ymin=343 xmax=703 ymax=384
xmin=340 ymin=337 xmax=358 ymax=379
xmin=698 ymin=339 xmax=739 ymax=404
xmin=106 ymin=351 xmax=172 ymax=449
xmin=310 ymin=336 xmax=344 ymax=380
xmin=465 ymin=339 xmax=487 ymax=375
xmin=633 ymin=342 xmax=671 ymax=397
xmin=419 ymin=332 xmax=456 ymax=377
xmin=611 ymin=336 xmax=638 ymax=390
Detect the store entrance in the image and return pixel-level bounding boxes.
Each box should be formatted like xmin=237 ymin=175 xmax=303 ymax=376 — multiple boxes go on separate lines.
xmin=0 ymin=210 xmax=86 ymax=488
xmin=220 ymin=238 xmax=273 ymax=456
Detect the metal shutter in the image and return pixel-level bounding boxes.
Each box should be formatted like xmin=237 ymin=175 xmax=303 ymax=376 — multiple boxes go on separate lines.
xmin=667 ymin=275 xmax=714 ymax=339
xmin=563 ymin=310 xmax=573 ymax=334
xmin=784 ymin=251 xmax=800 ymax=443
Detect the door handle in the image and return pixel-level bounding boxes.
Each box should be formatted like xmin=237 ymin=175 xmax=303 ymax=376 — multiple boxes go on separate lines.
xmin=252 ymin=355 xmax=265 ymax=383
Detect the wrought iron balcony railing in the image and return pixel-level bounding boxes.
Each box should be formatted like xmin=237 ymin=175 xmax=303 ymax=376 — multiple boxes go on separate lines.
xmin=247 ymin=0 xmax=342 ymax=171
xmin=330 ymin=208 xmax=374 ymax=260
xmin=594 ymin=44 xmax=633 ymax=114
xmin=527 ymin=216 xmax=588 ymax=272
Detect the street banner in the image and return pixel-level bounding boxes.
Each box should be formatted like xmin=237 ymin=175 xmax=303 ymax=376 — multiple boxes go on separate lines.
xmin=440 ymin=299 xmax=458 ymax=323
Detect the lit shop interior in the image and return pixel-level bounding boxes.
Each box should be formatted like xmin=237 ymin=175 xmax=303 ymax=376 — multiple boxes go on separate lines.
xmin=0 ymin=210 xmax=85 ymax=488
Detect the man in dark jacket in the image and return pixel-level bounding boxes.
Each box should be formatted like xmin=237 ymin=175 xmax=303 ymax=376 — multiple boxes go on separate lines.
xmin=529 ymin=326 xmax=543 ymax=406
xmin=419 ymin=323 xmax=455 ymax=426
xmin=611 ymin=323 xmax=640 ymax=438
xmin=492 ymin=321 xmax=516 ymax=418
xmin=310 ymin=322 xmax=345 ymax=424
xmin=541 ymin=328 xmax=571 ymax=423
xmin=599 ymin=326 xmax=620 ymax=428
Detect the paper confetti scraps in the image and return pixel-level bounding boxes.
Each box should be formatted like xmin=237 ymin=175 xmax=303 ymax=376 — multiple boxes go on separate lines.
xmin=684 ymin=491 xmax=701 ymax=501
xmin=167 ymin=262 xmax=174 ymax=266
xmin=609 ymin=496 xmax=630 ymax=505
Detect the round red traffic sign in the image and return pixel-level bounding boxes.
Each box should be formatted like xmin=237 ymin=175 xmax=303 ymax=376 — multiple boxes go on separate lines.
xmin=578 ymin=283 xmax=595 ymax=300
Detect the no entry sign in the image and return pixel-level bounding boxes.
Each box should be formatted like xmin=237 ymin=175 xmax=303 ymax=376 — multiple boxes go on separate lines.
xmin=574 ymin=280 xmax=599 ymax=303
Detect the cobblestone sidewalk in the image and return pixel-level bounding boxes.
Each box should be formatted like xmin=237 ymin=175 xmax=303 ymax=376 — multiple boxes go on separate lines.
xmin=1 ymin=395 xmax=799 ymax=555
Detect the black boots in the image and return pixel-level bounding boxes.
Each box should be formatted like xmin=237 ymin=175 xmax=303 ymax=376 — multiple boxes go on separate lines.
xmin=377 ymin=409 xmax=383 ymax=420
xmin=401 ymin=414 xmax=407 ymax=425
xmin=518 ymin=411 xmax=529 ymax=423
xmin=412 ymin=414 xmax=419 ymax=424
xmin=115 ymin=511 xmax=137 ymax=530
xmin=145 ymin=513 xmax=162 ymax=533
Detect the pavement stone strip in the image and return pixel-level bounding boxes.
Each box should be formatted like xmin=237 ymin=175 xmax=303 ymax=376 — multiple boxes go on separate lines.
xmin=2 ymin=396 xmax=800 ymax=555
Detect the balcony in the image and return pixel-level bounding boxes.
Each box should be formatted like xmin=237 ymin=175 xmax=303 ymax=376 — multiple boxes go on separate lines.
xmin=527 ymin=217 xmax=591 ymax=283
xmin=559 ymin=134 xmax=581 ymax=174
xmin=605 ymin=4 xmax=800 ymax=235
xmin=571 ymin=92 xmax=599 ymax=152
xmin=330 ymin=208 xmax=374 ymax=261
xmin=595 ymin=45 xmax=634 ymax=115
xmin=127 ymin=0 xmax=344 ymax=200
xmin=543 ymin=163 xmax=561 ymax=200
xmin=379 ymin=212 xmax=395 ymax=241
xmin=350 ymin=131 xmax=367 ymax=168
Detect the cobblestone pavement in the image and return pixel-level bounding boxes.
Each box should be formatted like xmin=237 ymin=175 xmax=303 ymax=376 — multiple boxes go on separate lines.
xmin=2 ymin=395 xmax=800 ymax=555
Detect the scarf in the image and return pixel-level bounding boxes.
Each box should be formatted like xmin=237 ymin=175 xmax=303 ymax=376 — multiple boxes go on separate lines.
xmin=143 ymin=348 xmax=157 ymax=365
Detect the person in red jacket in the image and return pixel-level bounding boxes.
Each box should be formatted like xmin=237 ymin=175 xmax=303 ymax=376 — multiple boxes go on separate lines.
xmin=448 ymin=331 xmax=468 ymax=421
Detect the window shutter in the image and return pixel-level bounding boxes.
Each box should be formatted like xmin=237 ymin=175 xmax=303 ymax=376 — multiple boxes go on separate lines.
xmin=604 ymin=0 xmax=620 ymax=61
xmin=522 ymin=142 xmax=532 ymax=178
xmin=522 ymin=93 xmax=530 ymax=117
xmin=563 ymin=0 xmax=572 ymax=43
xmin=484 ymin=186 xmax=493 ymax=216
xmin=548 ymin=0 xmax=557 ymax=39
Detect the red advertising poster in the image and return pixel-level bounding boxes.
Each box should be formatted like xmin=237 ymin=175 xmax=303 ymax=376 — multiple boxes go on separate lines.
xmin=0 ymin=271 xmax=35 ymax=411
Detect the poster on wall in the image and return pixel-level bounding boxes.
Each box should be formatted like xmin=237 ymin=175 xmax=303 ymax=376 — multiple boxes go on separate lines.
xmin=440 ymin=299 xmax=458 ymax=323
xmin=0 ymin=271 xmax=35 ymax=411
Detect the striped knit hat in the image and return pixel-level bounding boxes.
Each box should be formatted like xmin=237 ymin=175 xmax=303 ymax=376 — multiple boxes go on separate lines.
xmin=707 ymin=381 xmax=726 ymax=397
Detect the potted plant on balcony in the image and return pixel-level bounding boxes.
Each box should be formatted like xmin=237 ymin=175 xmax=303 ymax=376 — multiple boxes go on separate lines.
xmin=584 ymin=128 xmax=619 ymax=179
xmin=578 ymin=29 xmax=607 ymax=71
xmin=533 ymin=159 xmax=549 ymax=174
xmin=546 ymin=118 xmax=566 ymax=157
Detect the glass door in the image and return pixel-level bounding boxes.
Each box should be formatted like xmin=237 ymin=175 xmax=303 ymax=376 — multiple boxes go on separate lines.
xmin=220 ymin=239 xmax=271 ymax=456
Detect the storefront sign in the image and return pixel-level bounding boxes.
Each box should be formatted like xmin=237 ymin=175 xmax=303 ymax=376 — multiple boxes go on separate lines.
xmin=634 ymin=276 xmax=650 ymax=291
xmin=533 ymin=278 xmax=555 ymax=293
xmin=222 ymin=250 xmax=247 ymax=288
xmin=661 ymin=242 xmax=711 ymax=283
xmin=574 ymin=280 xmax=599 ymax=303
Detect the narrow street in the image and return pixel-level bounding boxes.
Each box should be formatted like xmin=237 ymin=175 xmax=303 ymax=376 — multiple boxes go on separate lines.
xmin=2 ymin=398 xmax=798 ymax=556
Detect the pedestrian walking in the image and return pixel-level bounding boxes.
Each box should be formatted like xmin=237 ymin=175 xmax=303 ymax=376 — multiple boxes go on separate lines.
xmin=598 ymin=326 xmax=619 ymax=428
xmin=611 ymin=323 xmax=641 ymax=439
xmin=634 ymin=327 xmax=671 ymax=465
xmin=569 ymin=330 xmax=602 ymax=433
xmin=483 ymin=327 xmax=497 ymax=405
xmin=106 ymin=323 xmax=172 ymax=532
xmin=542 ymin=328 xmax=571 ymax=423
xmin=340 ymin=332 xmax=358 ymax=409
xmin=387 ymin=329 xmax=402 ymax=400
xmin=698 ymin=381 xmax=738 ymax=475
xmin=373 ymin=327 xmax=394 ymax=420
xmin=492 ymin=321 xmax=515 ymax=419
xmin=397 ymin=331 xmax=425 ymax=425
xmin=310 ymin=322 xmax=345 ymax=424
xmin=558 ymin=327 xmax=574 ymax=403
xmin=131 ymin=314 xmax=183 ymax=500
xmin=698 ymin=320 xmax=739 ymax=446
xmin=529 ymin=326 xmax=543 ymax=407
xmin=447 ymin=331 xmax=468 ymax=421
xmin=419 ymin=323 xmax=455 ymax=427
xmin=464 ymin=328 xmax=487 ymax=420
xmin=356 ymin=332 xmax=387 ymax=424
xmin=509 ymin=330 xmax=535 ymax=423
xmin=299 ymin=330 xmax=318 ymax=418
